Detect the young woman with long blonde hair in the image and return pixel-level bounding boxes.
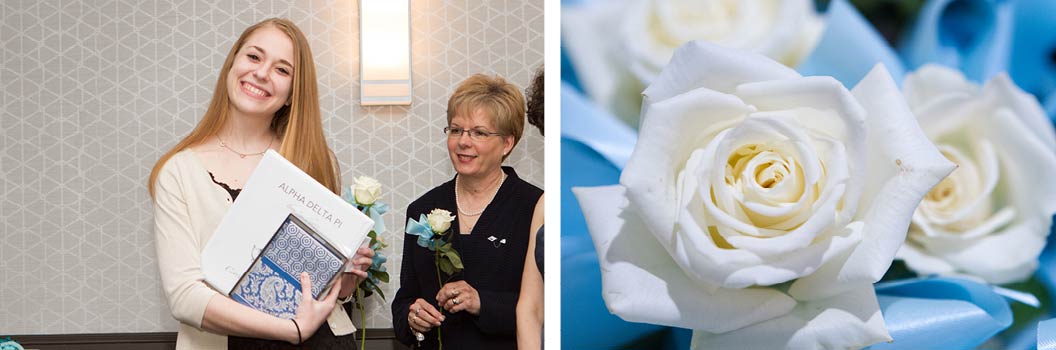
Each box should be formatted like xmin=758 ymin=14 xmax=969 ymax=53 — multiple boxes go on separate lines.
xmin=149 ymin=18 xmax=372 ymax=350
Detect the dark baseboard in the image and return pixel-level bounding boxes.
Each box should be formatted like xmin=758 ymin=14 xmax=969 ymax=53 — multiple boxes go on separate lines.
xmin=8 ymin=329 xmax=409 ymax=350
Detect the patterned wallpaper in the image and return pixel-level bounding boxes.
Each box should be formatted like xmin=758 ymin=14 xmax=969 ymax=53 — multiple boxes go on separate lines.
xmin=0 ymin=0 xmax=544 ymax=334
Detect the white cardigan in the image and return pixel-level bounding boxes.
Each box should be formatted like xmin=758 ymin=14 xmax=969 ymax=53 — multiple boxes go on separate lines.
xmin=153 ymin=149 xmax=356 ymax=350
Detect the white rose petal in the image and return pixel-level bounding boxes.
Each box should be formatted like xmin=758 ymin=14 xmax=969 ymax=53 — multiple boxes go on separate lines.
xmin=576 ymin=41 xmax=954 ymax=348
xmin=574 ymin=185 xmax=796 ymax=333
xmin=691 ymin=285 xmax=889 ymax=349
xmin=897 ymin=65 xmax=1056 ymax=284
xmin=789 ymin=64 xmax=955 ymax=301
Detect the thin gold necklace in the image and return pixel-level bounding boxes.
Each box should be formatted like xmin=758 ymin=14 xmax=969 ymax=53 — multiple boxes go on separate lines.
xmin=217 ymin=135 xmax=273 ymax=158
xmin=455 ymin=172 xmax=506 ymax=217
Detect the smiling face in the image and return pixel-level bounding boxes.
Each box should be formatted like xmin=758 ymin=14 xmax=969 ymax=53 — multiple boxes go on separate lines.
xmin=447 ymin=106 xmax=514 ymax=180
xmin=225 ymin=25 xmax=295 ymax=120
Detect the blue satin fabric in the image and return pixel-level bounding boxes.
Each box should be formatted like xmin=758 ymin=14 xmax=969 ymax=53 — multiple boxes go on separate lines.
xmin=797 ymin=0 xmax=906 ymax=87
xmin=560 ymin=83 xmax=693 ymax=348
xmin=867 ymin=278 xmax=1012 ymax=349
xmin=561 ymin=136 xmax=692 ymax=348
xmin=1038 ymin=318 xmax=1056 ymax=350
xmin=899 ymin=0 xmax=1013 ymax=82
xmin=1009 ymin=0 xmax=1056 ymax=122
xmin=560 ymin=84 xmax=636 ymax=169
xmin=901 ymin=0 xmax=1056 ymax=120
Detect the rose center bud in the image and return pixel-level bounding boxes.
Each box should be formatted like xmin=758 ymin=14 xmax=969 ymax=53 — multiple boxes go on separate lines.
xmin=925 ymin=177 xmax=957 ymax=204
xmin=917 ymin=143 xmax=999 ymax=230
xmin=726 ymin=143 xmax=802 ymax=195
xmin=719 ymin=142 xmax=812 ymax=231
xmin=654 ymin=0 xmax=739 ymax=43
xmin=754 ymin=161 xmax=788 ymax=188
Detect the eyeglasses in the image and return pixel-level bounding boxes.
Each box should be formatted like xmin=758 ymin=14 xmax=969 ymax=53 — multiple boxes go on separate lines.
xmin=443 ymin=127 xmax=505 ymax=141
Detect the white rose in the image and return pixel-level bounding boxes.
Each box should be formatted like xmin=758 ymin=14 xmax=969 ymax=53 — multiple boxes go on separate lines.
xmin=573 ymin=41 xmax=954 ymax=349
xmin=897 ymin=65 xmax=1056 ymax=284
xmin=426 ymin=209 xmax=455 ymax=234
xmin=352 ymin=176 xmax=382 ymax=205
xmin=563 ymin=0 xmax=823 ymax=124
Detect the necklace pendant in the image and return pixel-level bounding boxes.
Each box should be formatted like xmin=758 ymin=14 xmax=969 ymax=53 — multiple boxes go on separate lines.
xmin=239 ymin=154 xmax=246 ymax=159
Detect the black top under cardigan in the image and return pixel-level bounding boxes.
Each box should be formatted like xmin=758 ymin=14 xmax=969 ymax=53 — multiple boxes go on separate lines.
xmin=392 ymin=166 xmax=543 ymax=349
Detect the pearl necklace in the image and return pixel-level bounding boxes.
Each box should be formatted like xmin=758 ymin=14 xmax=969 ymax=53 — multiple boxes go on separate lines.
xmin=455 ymin=172 xmax=506 ymax=217
xmin=218 ymin=135 xmax=273 ymax=158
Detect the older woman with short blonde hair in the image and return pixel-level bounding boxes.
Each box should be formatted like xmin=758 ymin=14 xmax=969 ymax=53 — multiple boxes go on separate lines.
xmin=392 ymin=73 xmax=544 ymax=349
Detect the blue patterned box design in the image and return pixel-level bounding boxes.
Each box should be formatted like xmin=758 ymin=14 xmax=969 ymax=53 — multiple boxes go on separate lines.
xmin=230 ymin=214 xmax=346 ymax=319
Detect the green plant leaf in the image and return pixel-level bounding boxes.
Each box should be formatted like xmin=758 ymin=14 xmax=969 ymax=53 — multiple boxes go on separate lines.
xmin=439 ymin=258 xmax=455 ymax=276
xmin=446 ymin=250 xmax=464 ymax=271
xmin=374 ymin=270 xmax=390 ymax=283
xmin=374 ymin=286 xmax=386 ymax=301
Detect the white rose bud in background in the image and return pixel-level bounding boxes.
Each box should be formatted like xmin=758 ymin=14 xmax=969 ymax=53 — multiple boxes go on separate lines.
xmin=897 ymin=65 xmax=1056 ymax=284
xmin=574 ymin=41 xmax=954 ymax=349
xmin=563 ymin=0 xmax=823 ymax=125
xmin=352 ymin=176 xmax=382 ymax=206
xmin=427 ymin=209 xmax=455 ymax=234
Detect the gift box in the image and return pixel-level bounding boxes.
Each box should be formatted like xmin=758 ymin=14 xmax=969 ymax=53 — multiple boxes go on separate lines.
xmin=230 ymin=214 xmax=346 ymax=319
xmin=202 ymin=150 xmax=374 ymax=298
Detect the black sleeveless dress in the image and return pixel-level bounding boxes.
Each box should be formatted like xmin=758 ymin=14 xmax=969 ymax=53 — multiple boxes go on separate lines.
xmin=209 ymin=172 xmax=359 ymax=350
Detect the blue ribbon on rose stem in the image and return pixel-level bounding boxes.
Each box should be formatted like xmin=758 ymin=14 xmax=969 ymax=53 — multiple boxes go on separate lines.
xmin=364 ymin=201 xmax=389 ymax=234
xmin=406 ymin=214 xmax=439 ymax=250
xmin=342 ymin=187 xmax=389 ymax=234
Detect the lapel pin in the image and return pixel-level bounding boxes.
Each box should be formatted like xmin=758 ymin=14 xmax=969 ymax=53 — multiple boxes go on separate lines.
xmin=491 ymin=236 xmax=506 ymax=248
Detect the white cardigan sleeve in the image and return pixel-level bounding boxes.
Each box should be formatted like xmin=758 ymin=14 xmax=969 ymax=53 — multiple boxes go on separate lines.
xmin=153 ymin=159 xmax=218 ymax=329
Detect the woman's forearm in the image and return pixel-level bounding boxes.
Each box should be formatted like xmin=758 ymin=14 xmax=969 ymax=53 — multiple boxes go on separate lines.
xmin=516 ymin=217 xmax=544 ymax=349
xmin=516 ymin=292 xmax=543 ymax=349
xmin=200 ymin=294 xmax=300 ymax=343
